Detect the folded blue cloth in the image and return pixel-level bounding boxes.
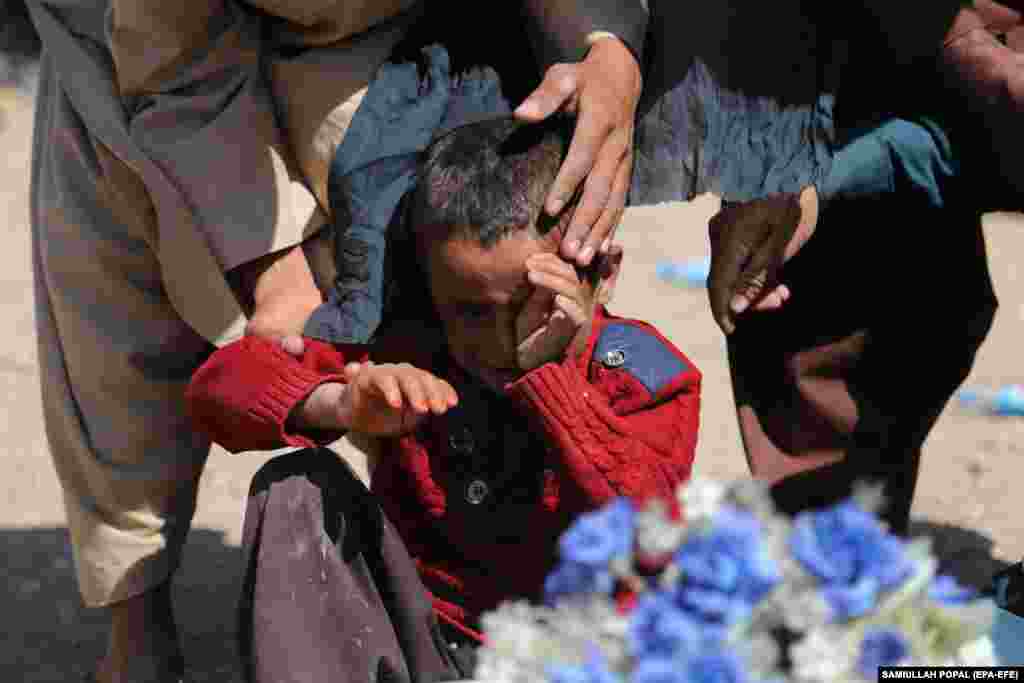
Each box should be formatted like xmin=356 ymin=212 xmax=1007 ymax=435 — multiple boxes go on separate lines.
xmin=303 ymin=45 xmax=513 ymax=344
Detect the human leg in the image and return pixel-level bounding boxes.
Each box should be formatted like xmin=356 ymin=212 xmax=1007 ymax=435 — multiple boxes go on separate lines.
xmin=31 ymin=55 xmax=214 ymax=681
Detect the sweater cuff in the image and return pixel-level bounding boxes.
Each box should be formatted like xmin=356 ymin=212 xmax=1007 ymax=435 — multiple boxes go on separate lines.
xmin=249 ymin=361 xmax=348 ymax=450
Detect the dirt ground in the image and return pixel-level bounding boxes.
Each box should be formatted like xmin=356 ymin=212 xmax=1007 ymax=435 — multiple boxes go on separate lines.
xmin=2 ymin=87 xmax=1021 ymax=681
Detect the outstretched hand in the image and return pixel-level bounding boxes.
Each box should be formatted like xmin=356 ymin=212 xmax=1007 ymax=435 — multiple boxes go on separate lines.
xmin=280 ymin=336 xmax=458 ymax=436
xmin=515 ymin=37 xmax=641 ymax=267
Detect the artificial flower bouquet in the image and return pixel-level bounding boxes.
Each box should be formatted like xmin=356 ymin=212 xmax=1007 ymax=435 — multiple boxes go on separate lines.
xmin=474 ymin=479 xmax=998 ymax=683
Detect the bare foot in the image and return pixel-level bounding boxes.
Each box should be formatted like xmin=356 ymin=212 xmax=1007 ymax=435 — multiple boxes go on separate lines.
xmin=94 ymin=582 xmax=184 ymax=683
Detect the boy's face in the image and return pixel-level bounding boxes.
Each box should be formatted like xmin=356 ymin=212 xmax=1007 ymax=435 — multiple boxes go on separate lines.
xmin=426 ymin=228 xmax=589 ymax=391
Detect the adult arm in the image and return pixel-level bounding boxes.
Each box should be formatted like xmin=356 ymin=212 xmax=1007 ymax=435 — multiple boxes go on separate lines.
xmin=108 ymin=1 xmax=404 ymax=342
xmin=516 ymin=1 xmax=647 ymax=266
xmin=857 ymin=0 xmax=966 ymax=63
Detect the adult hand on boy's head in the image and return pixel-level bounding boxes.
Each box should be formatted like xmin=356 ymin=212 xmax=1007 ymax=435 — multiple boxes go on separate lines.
xmin=515 ymin=37 xmax=641 ymax=267
xmin=297 ymin=361 xmax=459 ymax=436
xmin=708 ymin=188 xmax=818 ymax=335
xmin=516 ymin=253 xmax=596 ymax=372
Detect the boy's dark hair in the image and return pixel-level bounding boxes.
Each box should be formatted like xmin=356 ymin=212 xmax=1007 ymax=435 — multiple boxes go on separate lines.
xmin=409 ymin=115 xmax=573 ymax=248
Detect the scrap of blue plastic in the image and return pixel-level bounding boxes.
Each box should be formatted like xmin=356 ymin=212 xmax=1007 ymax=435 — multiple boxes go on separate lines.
xmin=655 ymin=258 xmax=711 ymax=288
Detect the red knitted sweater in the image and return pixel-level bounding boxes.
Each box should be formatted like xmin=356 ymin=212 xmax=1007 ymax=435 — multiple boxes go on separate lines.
xmin=186 ymin=307 xmax=701 ymax=640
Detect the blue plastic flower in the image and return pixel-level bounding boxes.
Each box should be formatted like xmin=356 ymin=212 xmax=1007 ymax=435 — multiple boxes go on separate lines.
xmin=685 ymin=651 xmax=752 ymax=683
xmin=632 ymin=657 xmax=686 ymax=683
xmin=628 ymin=593 xmax=702 ymax=658
xmin=927 ymin=574 xmax=978 ymax=605
xmin=856 ymin=627 xmax=911 ymax=676
xmin=559 ymin=498 xmax=635 ymax=568
xmin=789 ymin=500 xmax=913 ymax=621
xmin=547 ymin=647 xmax=618 ymax=683
xmin=544 ymin=560 xmax=614 ymax=604
xmin=671 ymin=505 xmax=781 ymax=636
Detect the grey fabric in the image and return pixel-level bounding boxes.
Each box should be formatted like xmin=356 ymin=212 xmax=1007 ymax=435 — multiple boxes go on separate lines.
xmin=632 ymin=58 xmax=836 ymax=204
xmin=631 ymin=0 xmax=840 ymax=205
xmin=239 ymin=449 xmax=466 ymax=683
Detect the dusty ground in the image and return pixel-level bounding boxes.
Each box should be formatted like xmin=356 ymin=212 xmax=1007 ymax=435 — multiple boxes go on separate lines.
xmin=2 ymin=88 xmax=1021 ymax=681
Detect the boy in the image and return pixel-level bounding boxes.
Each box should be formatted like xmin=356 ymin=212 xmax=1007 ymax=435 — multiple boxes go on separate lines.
xmin=187 ymin=117 xmax=701 ymax=682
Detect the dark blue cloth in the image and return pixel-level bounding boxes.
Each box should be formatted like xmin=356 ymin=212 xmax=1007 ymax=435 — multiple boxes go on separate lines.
xmin=631 ymin=58 xmax=837 ymax=204
xmin=303 ymin=45 xmax=513 ymax=344
xmin=631 ymin=57 xmax=957 ymax=211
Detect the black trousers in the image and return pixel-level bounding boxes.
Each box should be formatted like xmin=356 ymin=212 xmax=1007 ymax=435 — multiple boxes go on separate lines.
xmin=238 ymin=449 xmax=473 ymax=683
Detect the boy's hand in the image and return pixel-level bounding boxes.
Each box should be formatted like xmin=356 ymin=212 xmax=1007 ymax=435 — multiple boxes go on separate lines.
xmin=707 ymin=187 xmax=818 ymax=335
xmin=516 ymin=253 xmax=596 ymax=372
xmin=296 ymin=361 xmax=458 ymax=436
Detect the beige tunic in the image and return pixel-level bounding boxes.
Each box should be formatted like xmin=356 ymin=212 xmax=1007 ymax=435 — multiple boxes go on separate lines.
xmin=27 ymin=0 xmax=645 ymax=605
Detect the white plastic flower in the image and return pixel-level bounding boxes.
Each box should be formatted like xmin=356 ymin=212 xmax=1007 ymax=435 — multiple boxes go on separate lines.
xmin=474 ymin=647 xmax=547 ymax=683
xmin=723 ymin=478 xmax=777 ymax=522
xmin=949 ymin=635 xmax=997 ymax=666
xmin=790 ymin=627 xmax=857 ymax=683
xmin=677 ymin=477 xmax=725 ymax=526
xmin=634 ymin=498 xmax=686 ymax=560
xmin=733 ymin=631 xmax=782 ymax=680
xmin=763 ymin=584 xmax=833 ymax=634
xmin=480 ymin=602 xmax=554 ymax=662
xmin=851 ymin=480 xmax=887 ymax=517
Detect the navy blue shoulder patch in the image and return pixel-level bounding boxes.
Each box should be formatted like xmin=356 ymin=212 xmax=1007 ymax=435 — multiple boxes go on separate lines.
xmin=593 ymin=322 xmax=688 ymax=396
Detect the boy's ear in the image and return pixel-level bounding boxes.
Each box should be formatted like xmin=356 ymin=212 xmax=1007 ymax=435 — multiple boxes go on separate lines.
xmin=592 ymin=246 xmax=623 ymax=305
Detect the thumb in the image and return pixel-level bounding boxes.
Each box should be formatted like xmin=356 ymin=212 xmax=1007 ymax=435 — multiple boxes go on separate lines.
xmin=729 ymin=244 xmax=778 ymax=317
xmin=343 ymin=362 xmax=367 ymax=382
xmin=515 ymin=65 xmax=578 ymax=121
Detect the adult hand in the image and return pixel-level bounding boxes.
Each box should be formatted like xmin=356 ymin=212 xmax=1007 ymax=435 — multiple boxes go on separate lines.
xmin=943 ymin=1 xmax=1024 ymax=112
xmin=515 ymin=37 xmax=641 ymax=267
xmin=707 ymin=188 xmax=819 ymax=335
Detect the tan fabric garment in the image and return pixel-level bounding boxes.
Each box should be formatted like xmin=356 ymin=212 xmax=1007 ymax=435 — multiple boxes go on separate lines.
xmin=28 ymin=0 xmax=417 ymax=606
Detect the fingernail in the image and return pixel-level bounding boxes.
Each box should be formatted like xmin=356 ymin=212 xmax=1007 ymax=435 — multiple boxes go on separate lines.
xmin=730 ymin=295 xmax=750 ymax=314
xmin=579 ymin=246 xmax=595 ymax=264
xmin=548 ymin=198 xmax=565 ymax=215
xmin=600 ymin=238 xmax=611 ymax=253
xmin=515 ymin=101 xmax=537 ymax=117
xmin=565 ymin=239 xmax=580 ymax=256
